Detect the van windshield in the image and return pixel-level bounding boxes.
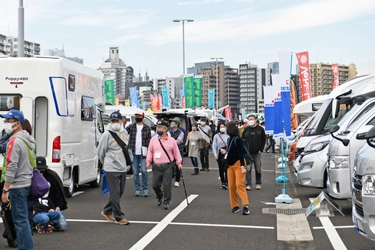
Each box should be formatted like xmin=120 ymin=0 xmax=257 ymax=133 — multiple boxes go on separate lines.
xmin=304 ymin=98 xmax=331 ymax=135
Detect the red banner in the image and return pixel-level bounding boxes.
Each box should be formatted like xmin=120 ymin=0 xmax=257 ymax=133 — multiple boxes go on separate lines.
xmin=331 ymin=64 xmax=339 ymax=90
xmin=224 ymin=107 xmax=231 ymax=121
xmin=296 ymin=51 xmax=311 ymax=101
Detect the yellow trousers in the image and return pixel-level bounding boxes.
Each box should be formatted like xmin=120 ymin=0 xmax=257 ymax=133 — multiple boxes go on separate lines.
xmin=227 ymin=160 xmax=249 ymax=208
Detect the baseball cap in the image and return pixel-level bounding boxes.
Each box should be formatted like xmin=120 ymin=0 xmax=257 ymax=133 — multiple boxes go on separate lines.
xmin=200 ymin=117 xmax=207 ymax=121
xmin=156 ymin=120 xmax=169 ymax=128
xmin=171 ymin=117 xmax=181 ymax=126
xmin=36 ymin=156 xmax=48 ymax=170
xmin=0 ymin=109 xmax=25 ymax=124
xmin=135 ymin=111 xmax=144 ymax=117
xmin=109 ymin=111 xmax=122 ymax=121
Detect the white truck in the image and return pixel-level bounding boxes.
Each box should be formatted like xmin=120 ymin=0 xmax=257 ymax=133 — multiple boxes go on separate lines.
xmin=0 ymin=56 xmax=105 ymax=197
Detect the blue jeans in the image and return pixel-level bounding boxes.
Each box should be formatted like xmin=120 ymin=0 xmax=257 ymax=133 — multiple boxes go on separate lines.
xmin=55 ymin=213 xmax=67 ymax=230
xmin=33 ymin=210 xmax=61 ymax=227
xmin=132 ymin=155 xmax=148 ymax=191
xmin=9 ymin=187 xmax=34 ymax=250
xmin=190 ymin=157 xmax=198 ymax=167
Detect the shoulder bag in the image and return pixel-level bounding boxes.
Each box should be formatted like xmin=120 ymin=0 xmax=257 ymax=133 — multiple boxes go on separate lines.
xmin=108 ymin=131 xmax=133 ymax=170
xmin=158 ymin=139 xmax=175 ymax=167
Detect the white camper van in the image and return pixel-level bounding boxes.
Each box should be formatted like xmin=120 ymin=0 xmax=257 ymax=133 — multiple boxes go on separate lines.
xmin=0 ymin=56 xmax=105 ymax=197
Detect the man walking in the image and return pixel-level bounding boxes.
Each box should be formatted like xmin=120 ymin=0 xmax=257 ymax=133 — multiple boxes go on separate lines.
xmin=126 ymin=111 xmax=151 ymax=197
xmin=98 ymin=111 xmax=130 ymax=225
xmin=242 ymin=115 xmax=266 ymax=190
xmin=169 ymin=117 xmax=185 ymax=187
xmin=198 ymin=117 xmax=211 ymax=171
xmin=146 ymin=121 xmax=183 ymax=210
xmin=0 ymin=109 xmax=35 ymax=249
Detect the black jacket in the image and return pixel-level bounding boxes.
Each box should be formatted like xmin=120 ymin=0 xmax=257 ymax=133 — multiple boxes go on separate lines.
xmin=42 ymin=169 xmax=68 ymax=210
xmin=242 ymin=125 xmax=266 ymax=155
xmin=33 ymin=196 xmax=55 ymax=213
xmin=226 ymin=136 xmax=245 ymax=166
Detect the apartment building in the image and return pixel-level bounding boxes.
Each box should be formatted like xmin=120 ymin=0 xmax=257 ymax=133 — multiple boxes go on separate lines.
xmin=0 ymin=33 xmax=40 ymax=57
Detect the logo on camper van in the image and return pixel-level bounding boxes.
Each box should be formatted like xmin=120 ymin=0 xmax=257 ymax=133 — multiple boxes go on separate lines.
xmin=5 ymin=77 xmax=28 ymax=81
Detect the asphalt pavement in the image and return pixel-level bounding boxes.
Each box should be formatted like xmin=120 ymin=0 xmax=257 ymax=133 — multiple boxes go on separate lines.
xmin=1 ymin=151 xmax=375 ymax=250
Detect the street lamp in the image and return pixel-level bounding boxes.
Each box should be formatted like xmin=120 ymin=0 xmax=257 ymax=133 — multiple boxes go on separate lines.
xmin=173 ymin=19 xmax=194 ymax=76
xmin=18 ymin=0 xmax=24 ymax=57
xmin=210 ymin=57 xmax=223 ymax=110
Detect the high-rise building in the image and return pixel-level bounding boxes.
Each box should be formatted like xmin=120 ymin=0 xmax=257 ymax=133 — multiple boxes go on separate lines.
xmin=44 ymin=47 xmax=83 ymax=64
xmin=0 ymin=33 xmax=40 ymax=57
xmin=98 ymin=47 xmax=128 ymax=98
xmin=267 ymin=62 xmax=279 ymax=74
xmin=239 ymin=63 xmax=271 ymax=115
xmin=187 ymin=61 xmax=225 ymax=75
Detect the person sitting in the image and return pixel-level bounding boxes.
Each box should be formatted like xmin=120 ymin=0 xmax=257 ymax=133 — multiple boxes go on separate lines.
xmin=36 ymin=156 xmax=68 ymax=231
xmin=33 ymin=187 xmax=62 ymax=233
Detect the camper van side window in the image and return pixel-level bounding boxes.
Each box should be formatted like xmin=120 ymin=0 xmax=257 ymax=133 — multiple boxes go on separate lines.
xmin=81 ymin=96 xmax=95 ymax=121
xmin=68 ymin=74 xmax=75 ymax=92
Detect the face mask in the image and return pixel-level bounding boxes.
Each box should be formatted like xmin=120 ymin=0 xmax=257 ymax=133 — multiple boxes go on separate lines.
xmin=112 ymin=123 xmax=121 ymax=131
xmin=135 ymin=117 xmax=143 ymax=123
xmin=4 ymin=122 xmax=17 ymax=134
xmin=192 ymin=127 xmax=197 ymax=131
xmin=248 ymin=120 xmax=255 ymax=126
xmin=201 ymin=122 xmax=206 ymax=126
xmin=220 ymin=128 xmax=226 ymax=133
xmin=170 ymin=123 xmax=175 ymax=128
xmin=157 ymin=130 xmax=164 ymax=136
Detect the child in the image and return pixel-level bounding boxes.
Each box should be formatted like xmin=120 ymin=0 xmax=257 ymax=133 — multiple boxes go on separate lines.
xmin=33 ymin=186 xmax=62 ymax=233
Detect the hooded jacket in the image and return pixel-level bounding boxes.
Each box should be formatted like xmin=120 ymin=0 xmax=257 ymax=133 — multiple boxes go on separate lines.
xmin=98 ymin=123 xmax=129 ymax=172
xmin=6 ymin=130 xmax=36 ymax=189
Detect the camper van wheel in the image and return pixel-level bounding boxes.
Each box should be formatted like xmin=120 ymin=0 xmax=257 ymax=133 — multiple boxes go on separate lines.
xmin=89 ymin=165 xmax=102 ymax=188
xmin=64 ymin=170 xmax=76 ymax=198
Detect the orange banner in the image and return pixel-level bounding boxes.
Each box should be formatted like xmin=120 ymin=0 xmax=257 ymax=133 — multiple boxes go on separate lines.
xmin=332 ymin=64 xmax=339 ymax=90
xmin=290 ymin=79 xmax=299 ymax=130
xmin=296 ymin=51 xmax=312 ymax=101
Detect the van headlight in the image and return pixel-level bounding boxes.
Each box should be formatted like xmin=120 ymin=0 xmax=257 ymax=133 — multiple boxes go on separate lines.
xmin=363 ymin=175 xmax=375 ymax=195
xmin=304 ymin=141 xmax=329 ymax=153
xmin=329 ymin=156 xmax=349 ymax=169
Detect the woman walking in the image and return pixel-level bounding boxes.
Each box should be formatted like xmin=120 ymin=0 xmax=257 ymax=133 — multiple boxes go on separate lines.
xmin=212 ymin=122 xmax=229 ymax=189
xmin=220 ymin=122 xmax=250 ymax=215
xmin=185 ymin=123 xmax=201 ymax=175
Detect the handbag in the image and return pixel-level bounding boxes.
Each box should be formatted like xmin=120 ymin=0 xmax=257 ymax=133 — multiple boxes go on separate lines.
xmin=18 ymin=139 xmax=50 ymax=201
xmin=102 ymin=170 xmax=110 ymax=195
xmin=109 ymin=131 xmax=133 ymax=171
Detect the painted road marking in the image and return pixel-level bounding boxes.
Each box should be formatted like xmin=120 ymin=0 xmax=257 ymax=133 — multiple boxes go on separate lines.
xmin=313 ymin=225 xmax=355 ymax=230
xmin=309 ymin=198 xmax=347 ymax=250
xmin=72 ymin=191 xmax=85 ymax=197
xmin=129 ymin=194 xmax=198 ymax=250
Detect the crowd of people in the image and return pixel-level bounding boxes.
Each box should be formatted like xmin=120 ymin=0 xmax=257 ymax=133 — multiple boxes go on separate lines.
xmin=0 ymin=108 xmax=269 ymax=248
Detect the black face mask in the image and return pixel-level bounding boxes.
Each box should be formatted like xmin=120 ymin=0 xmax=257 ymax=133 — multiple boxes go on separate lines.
xmin=135 ymin=118 xmax=143 ymax=123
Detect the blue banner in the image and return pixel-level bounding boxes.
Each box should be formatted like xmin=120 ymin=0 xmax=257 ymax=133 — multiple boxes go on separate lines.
xmin=180 ymin=89 xmax=184 ymax=108
xmin=264 ymin=105 xmax=274 ymax=135
xmin=162 ymin=86 xmax=169 ymax=109
xmin=208 ymin=89 xmax=215 ymax=109
xmin=129 ymin=87 xmax=139 ymax=108
xmin=281 ymin=85 xmax=291 ymax=137
xmin=273 ymin=95 xmax=282 ymax=139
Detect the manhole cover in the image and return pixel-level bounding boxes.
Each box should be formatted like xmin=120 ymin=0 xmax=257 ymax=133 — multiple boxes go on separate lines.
xmin=262 ymin=208 xmax=306 ymax=215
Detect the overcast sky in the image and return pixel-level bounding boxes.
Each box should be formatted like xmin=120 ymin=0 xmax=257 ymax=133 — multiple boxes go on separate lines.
xmin=1 ymin=0 xmax=374 ymax=78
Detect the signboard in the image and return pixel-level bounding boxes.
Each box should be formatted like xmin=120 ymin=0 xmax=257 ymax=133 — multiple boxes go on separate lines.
xmin=305 ymin=191 xmax=344 ymax=217
xmin=104 ymin=79 xmax=115 ymax=104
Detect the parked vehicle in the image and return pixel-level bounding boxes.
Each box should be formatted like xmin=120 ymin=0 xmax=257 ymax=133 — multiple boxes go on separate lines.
xmin=0 ymin=56 xmax=105 ymax=198
xmin=327 ymin=99 xmax=375 ymax=199
xmin=352 ymin=126 xmax=375 ymax=240
xmin=294 ymin=74 xmax=375 ymax=188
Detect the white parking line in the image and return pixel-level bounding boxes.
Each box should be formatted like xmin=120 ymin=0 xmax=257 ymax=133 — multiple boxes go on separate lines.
xmin=313 ymin=225 xmax=355 ymax=230
xmin=72 ymin=191 xmax=85 ymax=197
xmin=129 ymin=194 xmax=198 ymax=250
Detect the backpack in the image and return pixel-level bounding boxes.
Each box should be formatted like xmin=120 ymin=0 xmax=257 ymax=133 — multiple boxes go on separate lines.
xmin=235 ymin=137 xmax=253 ymax=165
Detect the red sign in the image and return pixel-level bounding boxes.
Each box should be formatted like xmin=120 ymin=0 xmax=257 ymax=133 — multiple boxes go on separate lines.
xmin=224 ymin=107 xmax=231 ymax=121
xmin=296 ymin=51 xmax=311 ymax=101
xmin=331 ymin=64 xmax=339 ymax=90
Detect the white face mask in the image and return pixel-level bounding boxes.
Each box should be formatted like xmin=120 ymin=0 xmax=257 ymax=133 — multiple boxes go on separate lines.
xmin=248 ymin=120 xmax=255 ymax=126
xmin=112 ymin=123 xmax=121 ymax=131
xmin=201 ymin=121 xmax=206 ymax=126
xmin=4 ymin=122 xmax=17 ymax=134
xmin=192 ymin=127 xmax=197 ymax=131
xmin=220 ymin=128 xmax=226 ymax=133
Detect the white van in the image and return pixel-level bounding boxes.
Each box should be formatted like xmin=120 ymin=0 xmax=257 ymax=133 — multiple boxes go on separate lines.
xmin=0 ymin=56 xmax=105 ymax=197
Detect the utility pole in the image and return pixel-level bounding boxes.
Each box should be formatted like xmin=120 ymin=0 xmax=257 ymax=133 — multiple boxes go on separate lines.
xmin=18 ymin=0 xmax=24 ymax=57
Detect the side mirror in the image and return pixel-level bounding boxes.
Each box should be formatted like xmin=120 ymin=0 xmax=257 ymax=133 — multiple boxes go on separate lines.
xmin=330 ymin=125 xmax=340 ymax=134
xmin=356 ymin=125 xmax=373 ymax=140
xmin=365 ymin=126 xmax=375 ymax=139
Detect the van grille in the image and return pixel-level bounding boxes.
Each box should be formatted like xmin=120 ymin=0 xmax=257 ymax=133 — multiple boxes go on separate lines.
xmin=355 ymin=203 xmax=364 ymax=218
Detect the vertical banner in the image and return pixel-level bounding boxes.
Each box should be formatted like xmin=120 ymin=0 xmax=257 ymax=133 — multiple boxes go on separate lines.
xmin=142 ymin=101 xmax=146 ymax=111
xmin=162 ymin=86 xmax=169 ymax=109
xmin=224 ymin=107 xmax=231 ymax=120
xmin=208 ymin=89 xmax=215 ymax=109
xmin=194 ymin=76 xmax=203 ymax=107
xmin=179 ymin=89 xmax=185 ymax=108
xmin=150 ymin=94 xmax=157 ymax=112
xmin=104 ymin=79 xmax=115 ymax=104
xmin=272 ymin=74 xmax=282 ymax=138
xmin=184 ymin=76 xmax=194 ymax=108
xmin=129 ymin=87 xmax=139 ymax=108
xmin=281 ymin=85 xmax=291 ymax=137
xmin=290 ymin=79 xmax=299 ymax=130
xmin=115 ymin=97 xmax=120 ymax=106
xmin=158 ymin=93 xmax=162 ymax=112
xmin=263 ymin=86 xmax=275 ymax=135
xmin=331 ymin=63 xmax=339 ymax=90
xmin=296 ymin=51 xmax=312 ymax=101
xmin=279 ymin=52 xmax=292 ymax=138
xmin=125 ymin=99 xmax=130 ymax=106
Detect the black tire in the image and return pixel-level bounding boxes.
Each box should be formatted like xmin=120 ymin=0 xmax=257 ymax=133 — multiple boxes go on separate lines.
xmin=89 ymin=164 xmax=102 ymax=188
xmin=64 ymin=169 xmax=76 ymax=198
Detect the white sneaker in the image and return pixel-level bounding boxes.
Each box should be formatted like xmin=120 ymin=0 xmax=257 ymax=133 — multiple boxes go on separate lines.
xmin=174 ymin=181 xmax=179 ymax=187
